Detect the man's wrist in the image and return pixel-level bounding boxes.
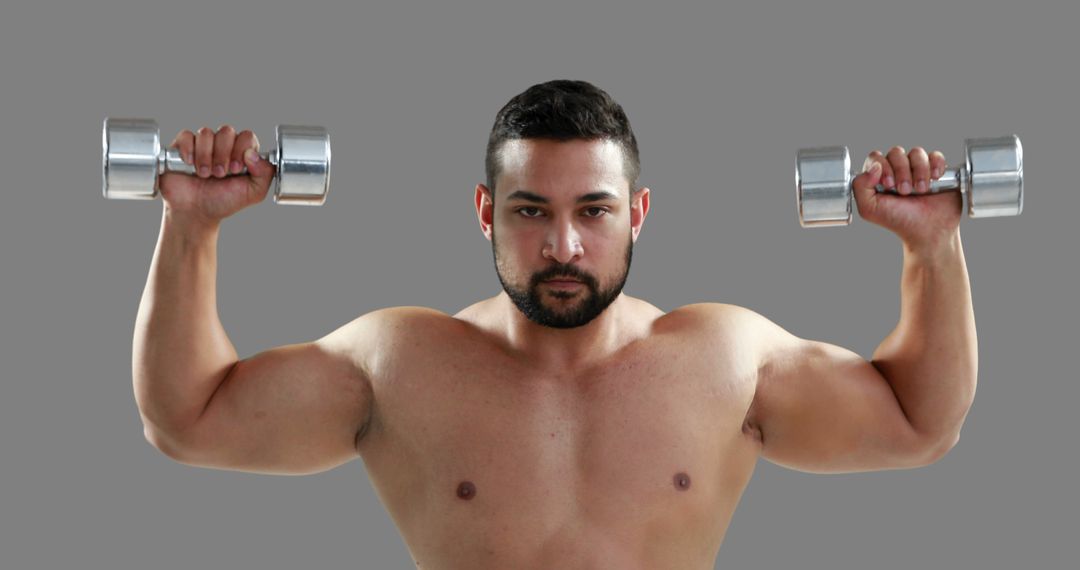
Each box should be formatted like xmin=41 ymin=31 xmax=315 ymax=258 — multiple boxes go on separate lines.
xmin=163 ymin=208 xmax=221 ymax=242
xmin=902 ymin=229 xmax=962 ymax=264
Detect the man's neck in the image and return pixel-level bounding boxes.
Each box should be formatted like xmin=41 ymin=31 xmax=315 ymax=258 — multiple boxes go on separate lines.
xmin=494 ymin=291 xmax=634 ymax=372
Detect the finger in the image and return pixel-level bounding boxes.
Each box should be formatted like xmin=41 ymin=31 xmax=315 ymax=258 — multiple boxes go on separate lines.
xmin=908 ymin=146 xmax=930 ymax=194
xmin=887 ymin=146 xmax=912 ymax=195
xmin=231 ymin=130 xmax=259 ymax=175
xmin=195 ymin=127 xmax=215 ymax=178
xmin=929 ymin=150 xmax=947 ymax=180
xmin=212 ymin=125 xmax=237 ymax=178
xmin=169 ymin=130 xmax=196 ymax=165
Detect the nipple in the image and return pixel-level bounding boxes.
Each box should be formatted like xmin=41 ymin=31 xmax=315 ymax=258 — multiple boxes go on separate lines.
xmin=456 ymin=481 xmax=476 ymax=500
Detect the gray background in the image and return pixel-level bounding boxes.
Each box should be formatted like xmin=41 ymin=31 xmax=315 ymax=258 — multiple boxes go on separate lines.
xmin=0 ymin=0 xmax=1076 ymax=568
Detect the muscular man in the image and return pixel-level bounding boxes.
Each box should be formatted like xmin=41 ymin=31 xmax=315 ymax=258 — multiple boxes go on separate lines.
xmin=133 ymin=80 xmax=976 ymax=569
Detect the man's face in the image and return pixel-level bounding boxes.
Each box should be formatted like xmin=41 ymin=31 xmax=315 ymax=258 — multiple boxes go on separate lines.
xmin=476 ymin=138 xmax=649 ymax=329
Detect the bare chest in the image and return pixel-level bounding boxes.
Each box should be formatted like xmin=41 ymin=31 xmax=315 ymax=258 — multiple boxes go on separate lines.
xmin=356 ymin=329 xmax=762 ymax=568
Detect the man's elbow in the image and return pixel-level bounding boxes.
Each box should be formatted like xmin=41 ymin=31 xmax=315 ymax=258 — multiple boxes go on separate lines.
xmin=144 ymin=425 xmax=196 ymax=463
xmin=918 ymin=431 xmax=961 ymax=466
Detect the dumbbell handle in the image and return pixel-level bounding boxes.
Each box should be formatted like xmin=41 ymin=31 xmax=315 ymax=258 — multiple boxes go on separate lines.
xmin=159 ymin=147 xmax=279 ymax=176
xmin=867 ymin=165 xmax=969 ymax=195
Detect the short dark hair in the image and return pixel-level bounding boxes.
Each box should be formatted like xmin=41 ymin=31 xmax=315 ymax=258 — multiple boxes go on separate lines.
xmin=484 ymin=79 xmax=641 ymax=202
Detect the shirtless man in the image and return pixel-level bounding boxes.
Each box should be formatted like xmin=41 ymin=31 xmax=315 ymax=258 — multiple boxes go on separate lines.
xmin=133 ymin=79 xmax=977 ymax=569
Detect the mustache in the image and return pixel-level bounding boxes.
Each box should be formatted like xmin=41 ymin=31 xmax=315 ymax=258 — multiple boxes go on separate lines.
xmin=535 ymin=268 xmax=592 ymax=285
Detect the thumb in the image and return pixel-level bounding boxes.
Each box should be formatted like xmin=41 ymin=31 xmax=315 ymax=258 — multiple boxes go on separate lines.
xmin=851 ymin=160 xmax=881 ymax=216
xmin=243 ymin=148 xmax=277 ymax=200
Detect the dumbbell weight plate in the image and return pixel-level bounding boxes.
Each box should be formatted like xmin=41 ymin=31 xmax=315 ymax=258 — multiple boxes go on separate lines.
xmin=102 ymin=118 xmax=161 ymax=200
xmin=273 ymin=125 xmax=331 ymax=205
xmin=965 ymin=135 xmax=1023 ymax=218
xmin=795 ymin=145 xmax=852 ymax=227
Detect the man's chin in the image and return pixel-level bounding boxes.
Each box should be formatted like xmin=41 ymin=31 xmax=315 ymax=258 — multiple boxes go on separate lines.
xmin=543 ymin=302 xmax=583 ymax=315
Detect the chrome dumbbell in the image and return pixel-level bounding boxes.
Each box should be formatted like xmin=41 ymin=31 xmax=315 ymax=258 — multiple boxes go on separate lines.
xmin=102 ymin=118 xmax=331 ymax=205
xmin=796 ymin=135 xmax=1023 ymax=227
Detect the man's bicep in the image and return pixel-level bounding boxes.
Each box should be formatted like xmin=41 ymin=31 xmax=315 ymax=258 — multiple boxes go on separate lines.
xmin=171 ymin=315 xmax=378 ymax=476
xmin=745 ymin=311 xmax=932 ymax=474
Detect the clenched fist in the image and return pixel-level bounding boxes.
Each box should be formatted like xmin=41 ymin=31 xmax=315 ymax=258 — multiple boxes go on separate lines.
xmin=159 ymin=124 xmax=277 ymax=226
xmin=853 ymin=145 xmax=962 ymax=249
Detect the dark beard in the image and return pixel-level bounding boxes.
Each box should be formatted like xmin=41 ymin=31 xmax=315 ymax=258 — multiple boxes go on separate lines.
xmin=492 ymin=227 xmax=633 ymax=329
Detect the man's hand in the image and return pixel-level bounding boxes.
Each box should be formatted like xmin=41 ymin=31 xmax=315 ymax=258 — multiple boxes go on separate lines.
xmin=854 ymin=146 xmax=962 ymax=249
xmin=159 ymin=124 xmax=277 ymax=227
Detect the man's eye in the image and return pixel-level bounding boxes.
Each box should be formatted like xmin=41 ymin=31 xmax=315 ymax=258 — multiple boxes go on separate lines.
xmin=515 ymin=207 xmax=609 ymax=218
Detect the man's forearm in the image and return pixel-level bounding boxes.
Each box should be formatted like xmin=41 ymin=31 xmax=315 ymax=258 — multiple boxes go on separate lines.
xmin=132 ymin=208 xmax=239 ymax=439
xmin=872 ymin=229 xmax=977 ymax=450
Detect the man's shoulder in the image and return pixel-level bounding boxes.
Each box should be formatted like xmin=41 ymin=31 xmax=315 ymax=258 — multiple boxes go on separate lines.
xmin=324 ymin=306 xmax=474 ymax=381
xmin=325 ymin=306 xmax=466 ymax=356
xmin=348 ymin=305 xmax=466 ymax=338
xmin=361 ymin=305 xmax=456 ymax=324
xmin=657 ymin=302 xmax=780 ymax=362
xmin=660 ymin=302 xmax=760 ymax=329
xmin=674 ymin=303 xmax=792 ymax=348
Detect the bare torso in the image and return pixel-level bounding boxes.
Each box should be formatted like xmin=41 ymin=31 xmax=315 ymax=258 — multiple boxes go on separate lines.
xmin=355 ymin=296 xmax=764 ymax=569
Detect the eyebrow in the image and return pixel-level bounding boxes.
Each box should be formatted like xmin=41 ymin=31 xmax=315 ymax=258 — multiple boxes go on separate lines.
xmin=505 ymin=190 xmax=620 ymax=204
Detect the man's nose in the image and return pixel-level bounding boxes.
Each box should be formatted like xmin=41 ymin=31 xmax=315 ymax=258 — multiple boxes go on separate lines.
xmin=542 ymin=223 xmax=584 ymax=264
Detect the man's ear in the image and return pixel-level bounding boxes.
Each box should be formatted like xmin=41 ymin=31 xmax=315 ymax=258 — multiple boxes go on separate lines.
xmin=630 ymin=186 xmax=650 ymax=243
xmin=475 ymin=184 xmax=494 ymax=240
